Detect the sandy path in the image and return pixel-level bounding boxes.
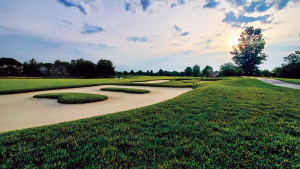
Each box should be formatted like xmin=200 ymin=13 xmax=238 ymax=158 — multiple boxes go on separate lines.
xmin=132 ymin=80 xmax=169 ymax=83
xmin=0 ymin=85 xmax=192 ymax=133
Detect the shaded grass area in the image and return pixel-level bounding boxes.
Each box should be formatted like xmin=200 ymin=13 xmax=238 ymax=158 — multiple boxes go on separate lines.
xmin=33 ymin=92 xmax=108 ymax=104
xmin=1 ymin=78 xmax=300 ymax=168
xmin=0 ymin=76 xmax=177 ymax=95
xmin=100 ymin=87 xmax=150 ymax=94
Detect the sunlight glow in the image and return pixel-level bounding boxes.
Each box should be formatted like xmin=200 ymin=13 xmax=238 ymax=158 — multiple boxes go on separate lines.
xmin=230 ymin=37 xmax=239 ymax=48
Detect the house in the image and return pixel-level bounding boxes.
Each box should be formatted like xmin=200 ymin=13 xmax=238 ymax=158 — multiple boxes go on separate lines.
xmin=39 ymin=64 xmax=69 ymax=77
xmin=0 ymin=58 xmax=23 ymax=76
xmin=210 ymin=71 xmax=219 ymax=78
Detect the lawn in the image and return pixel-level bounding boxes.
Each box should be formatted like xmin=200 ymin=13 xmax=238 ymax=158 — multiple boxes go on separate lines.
xmin=274 ymin=78 xmax=300 ymax=85
xmin=0 ymin=77 xmax=300 ymax=168
xmin=100 ymin=87 xmax=150 ymax=94
xmin=0 ymin=76 xmax=186 ymax=95
xmin=33 ymin=92 xmax=108 ymax=104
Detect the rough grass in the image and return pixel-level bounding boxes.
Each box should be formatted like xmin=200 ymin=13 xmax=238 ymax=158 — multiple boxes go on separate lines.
xmin=100 ymin=87 xmax=150 ymax=94
xmin=1 ymin=77 xmax=300 ymax=168
xmin=33 ymin=92 xmax=108 ymax=104
xmin=275 ymin=78 xmax=300 ymax=85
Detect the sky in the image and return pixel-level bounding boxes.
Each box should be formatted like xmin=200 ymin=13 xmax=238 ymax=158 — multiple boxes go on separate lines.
xmin=0 ymin=0 xmax=299 ymax=72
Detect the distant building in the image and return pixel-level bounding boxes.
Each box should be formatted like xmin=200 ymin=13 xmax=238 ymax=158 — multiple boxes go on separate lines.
xmin=210 ymin=71 xmax=219 ymax=78
xmin=39 ymin=64 xmax=69 ymax=77
xmin=0 ymin=58 xmax=23 ymax=76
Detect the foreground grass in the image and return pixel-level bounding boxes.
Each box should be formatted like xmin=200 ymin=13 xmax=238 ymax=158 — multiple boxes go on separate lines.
xmin=1 ymin=77 xmax=300 ymax=168
xmin=33 ymin=92 xmax=108 ymax=104
xmin=100 ymin=87 xmax=150 ymax=94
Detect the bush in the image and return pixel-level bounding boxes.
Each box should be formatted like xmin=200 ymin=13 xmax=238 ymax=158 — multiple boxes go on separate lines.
xmin=100 ymin=87 xmax=150 ymax=94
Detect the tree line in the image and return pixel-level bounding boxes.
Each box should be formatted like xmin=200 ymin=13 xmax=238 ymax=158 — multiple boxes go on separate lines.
xmin=23 ymin=58 xmax=115 ymax=78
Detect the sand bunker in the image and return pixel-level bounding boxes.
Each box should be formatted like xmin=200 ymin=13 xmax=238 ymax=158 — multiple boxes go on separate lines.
xmin=0 ymin=85 xmax=192 ymax=133
xmin=132 ymin=80 xmax=169 ymax=83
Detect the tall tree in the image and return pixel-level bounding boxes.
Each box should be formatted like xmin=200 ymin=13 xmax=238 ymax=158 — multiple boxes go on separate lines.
xmin=146 ymin=70 xmax=149 ymax=75
xmin=123 ymin=71 xmax=128 ymax=75
xmin=184 ymin=67 xmax=192 ymax=76
xmin=130 ymin=70 xmax=135 ymax=75
xmin=192 ymin=64 xmax=200 ymax=77
xmin=150 ymin=70 xmax=153 ymax=76
xmin=231 ymin=27 xmax=267 ymax=75
xmin=284 ymin=53 xmax=300 ymax=64
xmin=158 ymin=69 xmax=163 ymax=76
xmin=97 ymin=59 xmax=115 ymax=77
xmin=137 ymin=70 xmax=143 ymax=75
xmin=23 ymin=58 xmax=42 ymax=76
xmin=70 ymin=58 xmax=97 ymax=78
xmin=202 ymin=65 xmax=213 ymax=77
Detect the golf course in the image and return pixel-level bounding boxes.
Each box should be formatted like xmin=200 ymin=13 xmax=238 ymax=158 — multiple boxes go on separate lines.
xmin=0 ymin=76 xmax=299 ymax=168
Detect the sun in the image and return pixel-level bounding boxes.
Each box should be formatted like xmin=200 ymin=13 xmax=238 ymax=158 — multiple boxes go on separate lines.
xmin=230 ymin=37 xmax=239 ymax=48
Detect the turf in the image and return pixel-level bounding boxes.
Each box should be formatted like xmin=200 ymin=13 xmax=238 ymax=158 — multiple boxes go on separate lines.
xmin=0 ymin=76 xmax=179 ymax=95
xmin=1 ymin=77 xmax=300 ymax=168
xmin=33 ymin=92 xmax=108 ymax=104
xmin=275 ymin=78 xmax=300 ymax=85
xmin=100 ymin=87 xmax=150 ymax=94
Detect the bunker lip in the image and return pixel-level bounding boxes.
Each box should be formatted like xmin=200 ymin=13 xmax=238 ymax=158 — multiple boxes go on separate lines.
xmin=132 ymin=80 xmax=169 ymax=83
xmin=0 ymin=85 xmax=192 ymax=133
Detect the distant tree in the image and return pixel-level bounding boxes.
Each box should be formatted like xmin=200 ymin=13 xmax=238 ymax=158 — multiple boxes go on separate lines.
xmin=150 ymin=70 xmax=153 ymax=76
xmin=23 ymin=58 xmax=42 ymax=76
xmin=137 ymin=70 xmax=143 ymax=75
xmin=123 ymin=71 xmax=128 ymax=75
xmin=231 ymin=27 xmax=267 ymax=75
xmin=261 ymin=69 xmax=272 ymax=77
xmin=219 ymin=62 xmax=238 ymax=76
xmin=158 ymin=69 xmax=164 ymax=76
xmin=145 ymin=70 xmax=149 ymax=75
xmin=97 ymin=59 xmax=115 ymax=77
xmin=69 ymin=58 xmax=97 ymax=78
xmin=202 ymin=65 xmax=213 ymax=77
xmin=284 ymin=53 xmax=300 ymax=64
xmin=254 ymin=68 xmax=262 ymax=76
xmin=180 ymin=71 xmax=185 ymax=76
xmin=172 ymin=71 xmax=179 ymax=76
xmin=130 ymin=70 xmax=135 ymax=75
xmin=192 ymin=64 xmax=200 ymax=77
xmin=184 ymin=67 xmax=192 ymax=76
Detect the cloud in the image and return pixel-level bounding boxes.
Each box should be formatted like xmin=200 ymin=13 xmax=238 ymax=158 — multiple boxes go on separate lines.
xmin=141 ymin=0 xmax=152 ymax=11
xmin=57 ymin=0 xmax=91 ymax=15
xmin=99 ymin=43 xmax=116 ymax=49
xmin=170 ymin=0 xmax=190 ymax=8
xmin=216 ymin=33 xmax=220 ymax=36
xmin=182 ymin=50 xmax=194 ymax=55
xmin=174 ymin=25 xmax=183 ymax=32
xmin=127 ymin=36 xmax=149 ymax=42
xmin=81 ymin=24 xmax=105 ymax=34
xmin=60 ymin=19 xmax=73 ymax=25
xmin=173 ymin=43 xmax=180 ymax=46
xmin=180 ymin=32 xmax=189 ymax=36
xmin=226 ymin=0 xmax=247 ymax=6
xmin=124 ymin=1 xmax=137 ymax=13
xmin=222 ymin=11 xmax=271 ymax=25
xmin=203 ymin=0 xmax=220 ymax=9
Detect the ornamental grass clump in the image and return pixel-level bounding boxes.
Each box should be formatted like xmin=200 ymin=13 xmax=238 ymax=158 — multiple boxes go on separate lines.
xmin=33 ymin=92 xmax=108 ymax=104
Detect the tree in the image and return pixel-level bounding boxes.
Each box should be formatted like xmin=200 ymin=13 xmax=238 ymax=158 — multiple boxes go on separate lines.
xmin=184 ymin=67 xmax=192 ymax=76
xmin=69 ymin=58 xmax=97 ymax=78
xmin=192 ymin=64 xmax=200 ymax=77
xmin=231 ymin=27 xmax=267 ymax=75
xmin=137 ymin=70 xmax=143 ymax=75
xmin=97 ymin=59 xmax=115 ymax=77
xmin=23 ymin=58 xmax=42 ymax=76
xmin=172 ymin=71 xmax=179 ymax=76
xmin=123 ymin=71 xmax=128 ymax=75
xmin=180 ymin=71 xmax=185 ymax=76
xmin=130 ymin=70 xmax=135 ymax=75
xmin=150 ymin=70 xmax=153 ymax=76
xmin=146 ymin=70 xmax=149 ymax=75
xmin=158 ymin=69 xmax=163 ymax=76
xmin=202 ymin=65 xmax=213 ymax=77
xmin=219 ymin=62 xmax=238 ymax=76
xmin=284 ymin=53 xmax=300 ymax=64
xmin=261 ymin=69 xmax=271 ymax=77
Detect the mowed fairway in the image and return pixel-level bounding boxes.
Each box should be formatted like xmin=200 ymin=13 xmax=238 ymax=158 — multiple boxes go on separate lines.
xmin=0 ymin=77 xmax=300 ymax=168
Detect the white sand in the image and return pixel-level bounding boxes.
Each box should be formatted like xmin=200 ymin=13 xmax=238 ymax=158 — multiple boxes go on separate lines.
xmin=0 ymin=85 xmax=192 ymax=133
xmin=132 ymin=80 xmax=169 ymax=83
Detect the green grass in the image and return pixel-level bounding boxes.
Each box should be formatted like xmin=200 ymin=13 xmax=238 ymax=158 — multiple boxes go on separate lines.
xmin=33 ymin=92 xmax=108 ymax=104
xmin=1 ymin=77 xmax=300 ymax=168
xmin=100 ymin=87 xmax=150 ymax=94
xmin=0 ymin=76 xmax=181 ymax=95
xmin=275 ymin=78 xmax=300 ymax=85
